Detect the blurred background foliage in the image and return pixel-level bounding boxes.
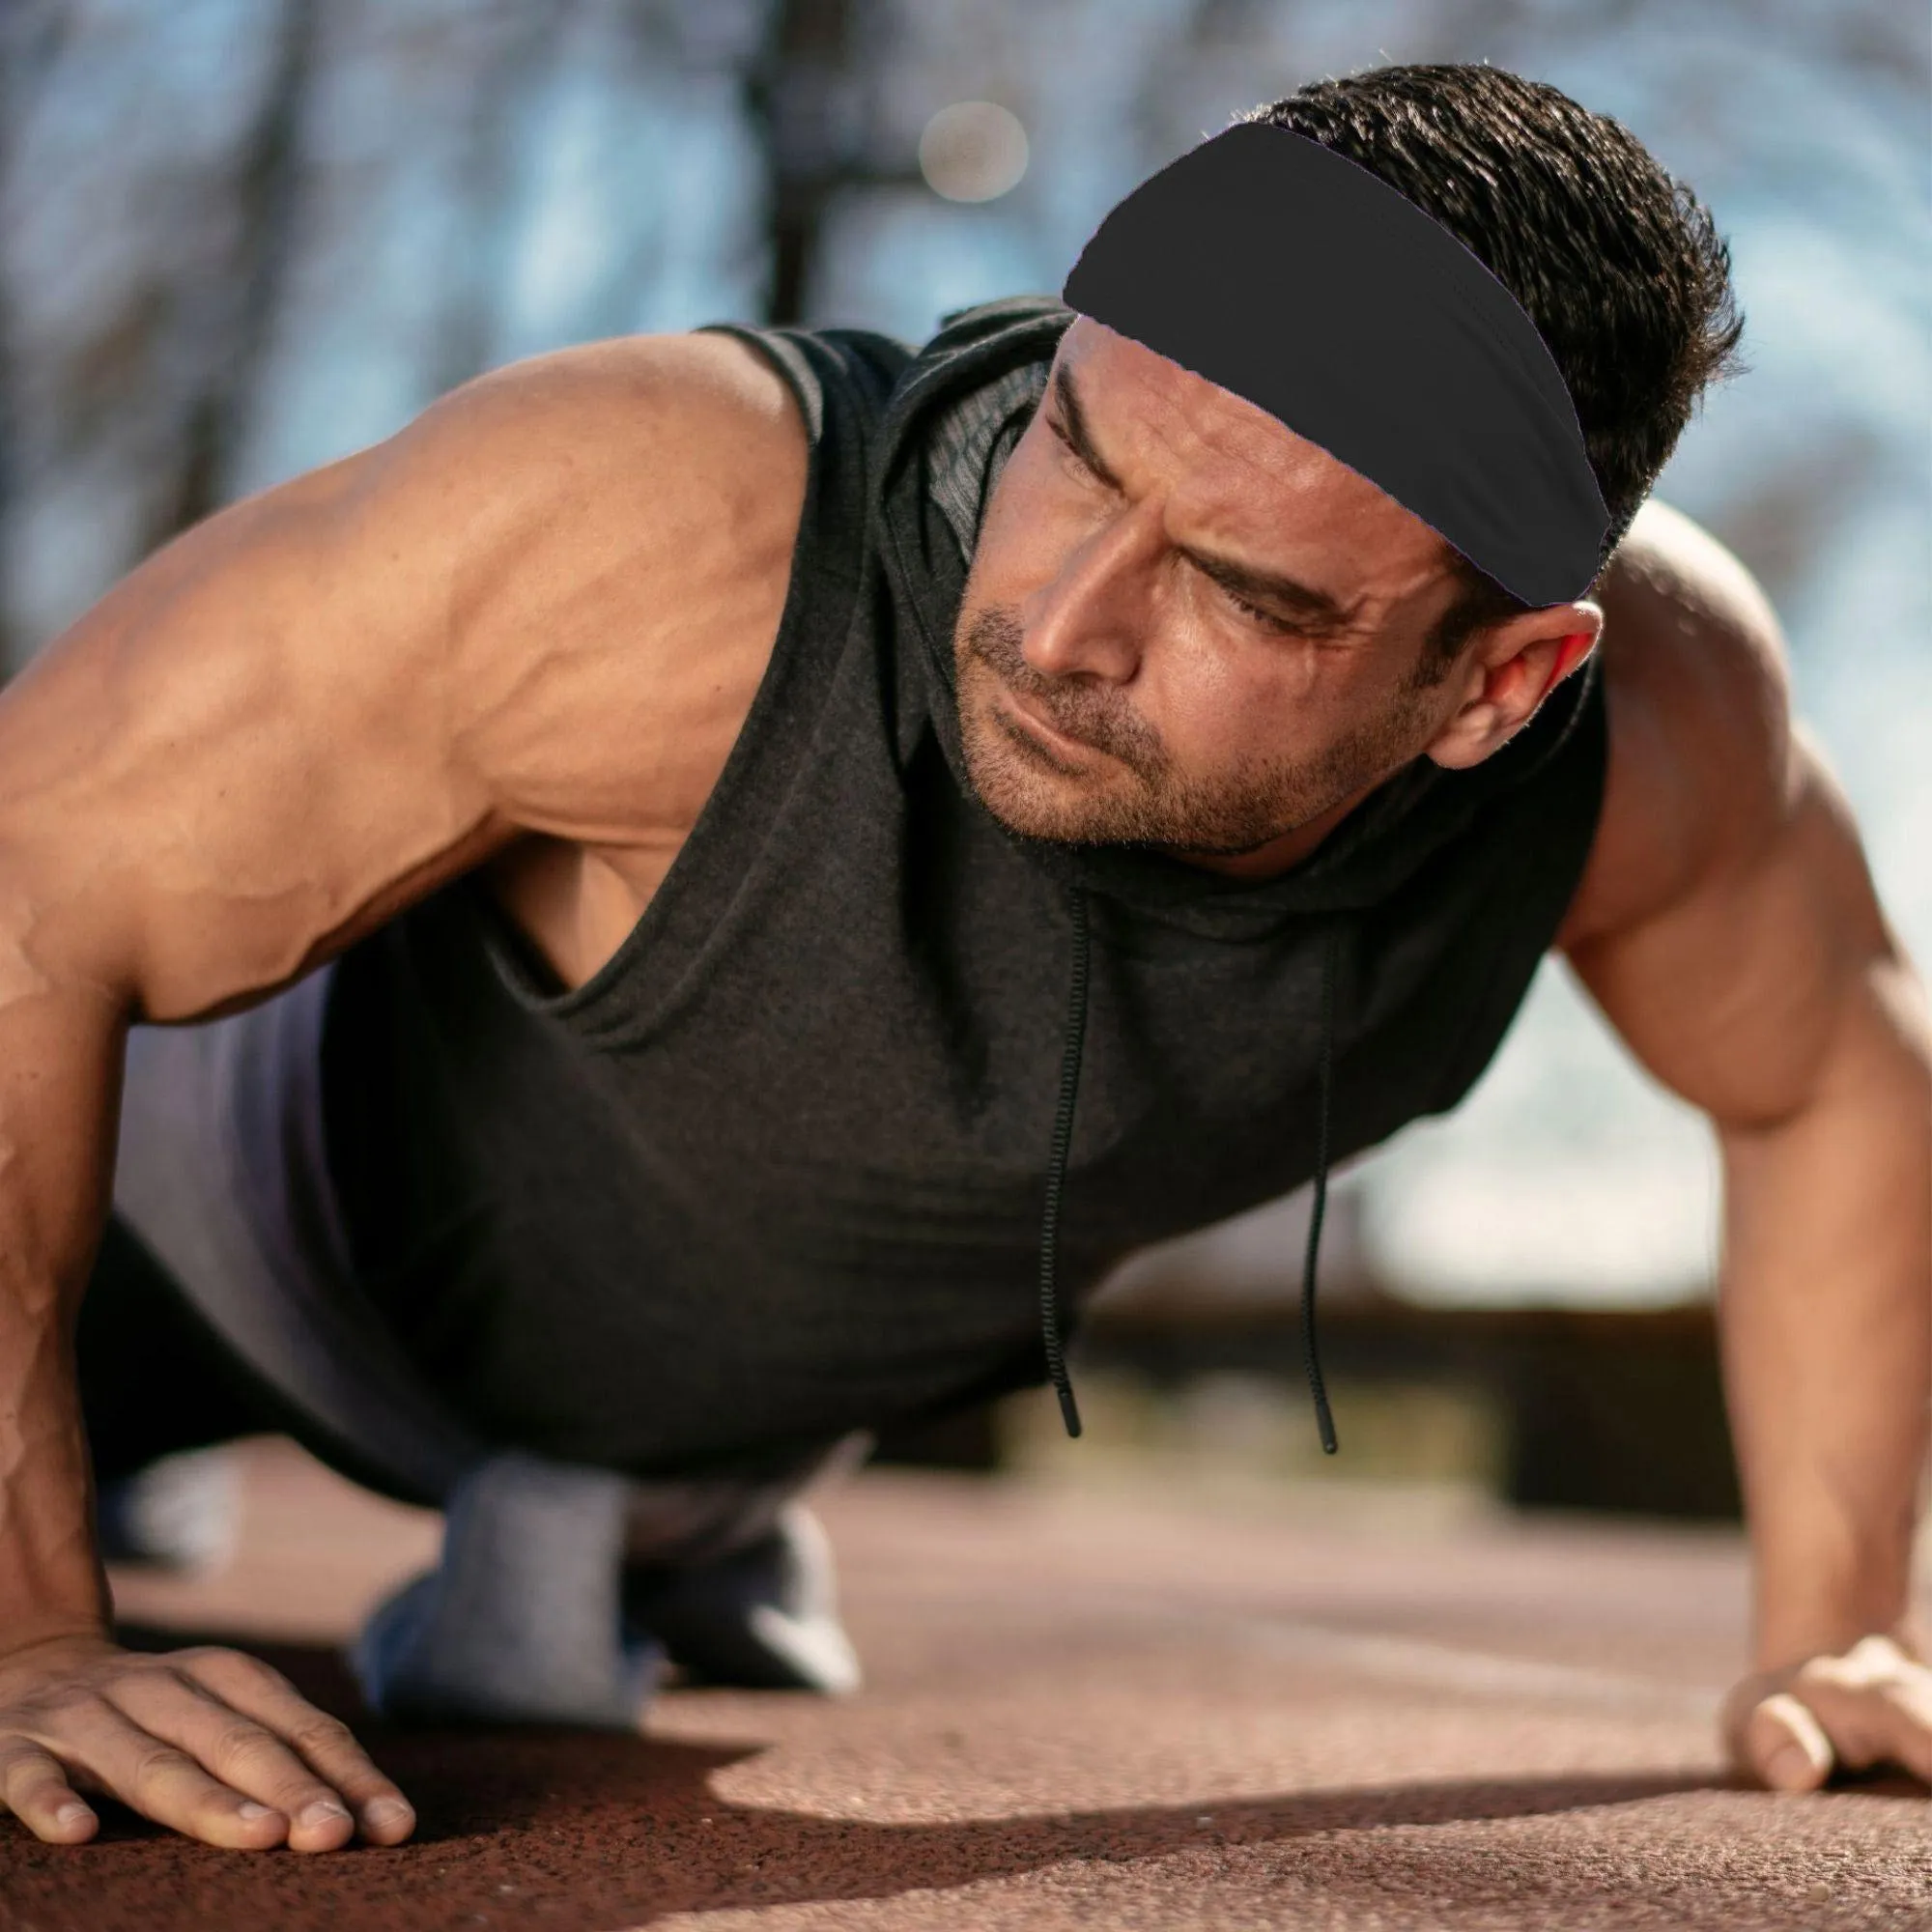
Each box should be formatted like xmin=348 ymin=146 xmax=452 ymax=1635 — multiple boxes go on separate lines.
xmin=2 ymin=0 xmax=1927 ymax=1505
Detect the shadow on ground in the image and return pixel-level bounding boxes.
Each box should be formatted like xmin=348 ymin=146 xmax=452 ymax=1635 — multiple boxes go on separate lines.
xmin=0 ymin=1631 xmax=1770 ymax=1932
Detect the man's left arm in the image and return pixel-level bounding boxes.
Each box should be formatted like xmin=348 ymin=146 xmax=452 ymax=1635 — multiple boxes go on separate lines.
xmin=1557 ymin=502 xmax=1932 ymax=1791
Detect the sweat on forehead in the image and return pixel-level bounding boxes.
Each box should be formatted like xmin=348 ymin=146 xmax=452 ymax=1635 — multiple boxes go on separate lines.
xmin=1061 ymin=122 xmax=1608 ymax=606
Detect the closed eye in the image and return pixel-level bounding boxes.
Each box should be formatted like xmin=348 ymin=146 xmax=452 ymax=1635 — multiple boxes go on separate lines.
xmin=1190 ymin=554 xmax=1350 ymax=641
xmin=1217 ymin=582 xmax=1300 ymax=634
xmin=1208 ymin=570 xmax=1333 ymax=639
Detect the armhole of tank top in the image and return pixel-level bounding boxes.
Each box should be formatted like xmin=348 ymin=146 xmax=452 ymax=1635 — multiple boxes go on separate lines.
xmin=469 ymin=322 xmax=854 ymax=1032
xmin=1426 ymin=665 xmax=1611 ymax=1115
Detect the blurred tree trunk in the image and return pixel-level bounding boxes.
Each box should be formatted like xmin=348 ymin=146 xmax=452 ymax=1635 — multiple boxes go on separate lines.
xmin=152 ymin=0 xmax=320 ymax=545
xmin=744 ymin=0 xmax=929 ymax=327
xmin=745 ymin=0 xmax=857 ymax=326
xmin=0 ymin=0 xmax=71 ymax=675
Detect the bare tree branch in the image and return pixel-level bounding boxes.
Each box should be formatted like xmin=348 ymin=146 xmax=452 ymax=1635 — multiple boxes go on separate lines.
xmin=743 ymin=0 xmax=922 ymax=327
xmin=746 ymin=0 xmax=856 ymax=325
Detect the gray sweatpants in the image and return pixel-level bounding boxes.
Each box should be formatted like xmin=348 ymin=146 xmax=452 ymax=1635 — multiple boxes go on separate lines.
xmin=109 ymin=967 xmax=860 ymax=1724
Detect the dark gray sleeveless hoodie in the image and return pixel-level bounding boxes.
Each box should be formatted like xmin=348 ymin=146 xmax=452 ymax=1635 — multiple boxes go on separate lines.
xmin=321 ymin=296 xmax=1606 ymax=1477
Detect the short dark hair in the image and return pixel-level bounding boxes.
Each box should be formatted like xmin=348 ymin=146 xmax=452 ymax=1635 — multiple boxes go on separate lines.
xmin=1241 ymin=64 xmax=1745 ymax=668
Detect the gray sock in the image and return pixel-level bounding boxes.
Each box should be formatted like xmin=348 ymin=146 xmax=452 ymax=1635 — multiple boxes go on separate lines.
xmin=351 ymin=1453 xmax=661 ymax=1727
xmin=349 ymin=1450 xmax=862 ymax=1726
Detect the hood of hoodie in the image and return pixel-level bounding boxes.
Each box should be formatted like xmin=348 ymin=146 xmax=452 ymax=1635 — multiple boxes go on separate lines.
xmin=872 ymin=296 xmax=1600 ymax=939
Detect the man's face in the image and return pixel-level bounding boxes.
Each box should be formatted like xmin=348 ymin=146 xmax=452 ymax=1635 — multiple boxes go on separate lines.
xmin=954 ymin=318 xmax=1480 ymax=871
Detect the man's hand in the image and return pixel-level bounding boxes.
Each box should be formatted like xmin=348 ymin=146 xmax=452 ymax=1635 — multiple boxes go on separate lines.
xmin=0 ymin=1633 xmax=415 ymax=1851
xmin=1724 ymin=1632 xmax=1932 ymax=1793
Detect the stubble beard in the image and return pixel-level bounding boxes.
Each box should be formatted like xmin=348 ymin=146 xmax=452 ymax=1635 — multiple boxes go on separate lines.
xmin=953 ymin=602 xmax=1430 ymax=859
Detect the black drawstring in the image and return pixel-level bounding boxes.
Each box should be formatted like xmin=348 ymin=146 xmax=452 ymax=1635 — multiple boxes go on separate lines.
xmin=1037 ymin=895 xmax=1338 ymax=1453
xmin=1038 ymin=887 xmax=1090 ymax=1437
xmin=1300 ymin=925 xmax=1341 ymax=1455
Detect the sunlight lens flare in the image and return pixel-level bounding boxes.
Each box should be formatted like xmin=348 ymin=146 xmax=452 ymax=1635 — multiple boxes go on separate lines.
xmin=919 ymin=100 xmax=1030 ymax=203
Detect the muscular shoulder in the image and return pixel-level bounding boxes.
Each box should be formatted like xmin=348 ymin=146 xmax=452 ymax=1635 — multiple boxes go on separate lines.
xmin=390 ymin=329 xmax=809 ymax=839
xmin=1556 ymin=497 xmax=1799 ymax=950
xmin=0 ymin=329 xmax=806 ymax=1019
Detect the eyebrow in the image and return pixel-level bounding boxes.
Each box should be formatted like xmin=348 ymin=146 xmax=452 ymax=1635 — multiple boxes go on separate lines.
xmin=1046 ymin=362 xmax=1358 ymax=636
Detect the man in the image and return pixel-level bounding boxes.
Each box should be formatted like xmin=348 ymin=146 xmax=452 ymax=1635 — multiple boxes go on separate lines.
xmin=0 ymin=63 xmax=1927 ymax=1855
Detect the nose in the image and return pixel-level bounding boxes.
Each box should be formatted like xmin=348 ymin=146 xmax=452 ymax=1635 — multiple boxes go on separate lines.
xmin=1019 ymin=497 xmax=1161 ymax=685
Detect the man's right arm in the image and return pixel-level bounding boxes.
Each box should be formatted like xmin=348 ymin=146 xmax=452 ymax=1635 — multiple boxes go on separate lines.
xmin=0 ymin=329 xmax=806 ymax=1851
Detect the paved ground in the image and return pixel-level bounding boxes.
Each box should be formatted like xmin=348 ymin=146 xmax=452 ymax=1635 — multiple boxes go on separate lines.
xmin=3 ymin=1438 xmax=1928 ymax=1931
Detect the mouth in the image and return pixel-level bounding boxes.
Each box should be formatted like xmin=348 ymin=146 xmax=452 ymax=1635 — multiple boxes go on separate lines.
xmin=993 ymin=686 xmax=1101 ymax=766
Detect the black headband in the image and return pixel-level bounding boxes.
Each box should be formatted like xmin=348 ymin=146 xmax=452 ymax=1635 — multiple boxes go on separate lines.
xmin=1061 ymin=123 xmax=1608 ymax=607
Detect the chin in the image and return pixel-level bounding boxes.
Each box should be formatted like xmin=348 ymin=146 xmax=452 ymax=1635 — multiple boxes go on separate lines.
xmin=959 ymin=712 xmax=1108 ymax=843
xmin=965 ymin=753 xmax=1084 ymax=841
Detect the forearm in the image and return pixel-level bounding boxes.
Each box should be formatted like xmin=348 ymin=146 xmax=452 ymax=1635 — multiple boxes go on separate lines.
xmin=0 ymin=968 xmax=128 ymax=1646
xmin=1717 ymin=958 xmax=1932 ymax=1671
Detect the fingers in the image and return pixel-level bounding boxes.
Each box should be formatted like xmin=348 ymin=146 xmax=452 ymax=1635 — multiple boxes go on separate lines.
xmin=1729 ymin=1635 xmax=1932 ymax=1793
xmin=175 ymin=1649 xmax=414 ymax=1845
xmin=16 ymin=1690 xmax=291 ymax=1851
xmin=103 ymin=1667 xmax=359 ymax=1853
xmin=0 ymin=1739 xmax=99 ymax=1845
xmin=1861 ymin=1695 xmax=1932 ymax=1786
xmin=1789 ymin=1644 xmax=1932 ymax=1786
xmin=1743 ymin=1690 xmax=1835 ymax=1792
xmin=0 ymin=1639 xmax=413 ymax=1854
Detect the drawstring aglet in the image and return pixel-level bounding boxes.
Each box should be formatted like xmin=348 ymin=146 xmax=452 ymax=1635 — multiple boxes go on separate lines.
xmin=1037 ymin=889 xmax=1091 ymax=1441
xmin=1300 ymin=922 xmax=1343 ymax=1456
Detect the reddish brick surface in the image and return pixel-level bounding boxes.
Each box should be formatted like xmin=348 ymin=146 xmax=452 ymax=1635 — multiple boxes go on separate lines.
xmin=1 ymin=1439 xmax=1925 ymax=1931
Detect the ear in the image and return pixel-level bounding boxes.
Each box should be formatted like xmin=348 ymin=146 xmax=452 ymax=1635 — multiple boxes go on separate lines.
xmin=1425 ymin=602 xmax=1603 ymax=771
